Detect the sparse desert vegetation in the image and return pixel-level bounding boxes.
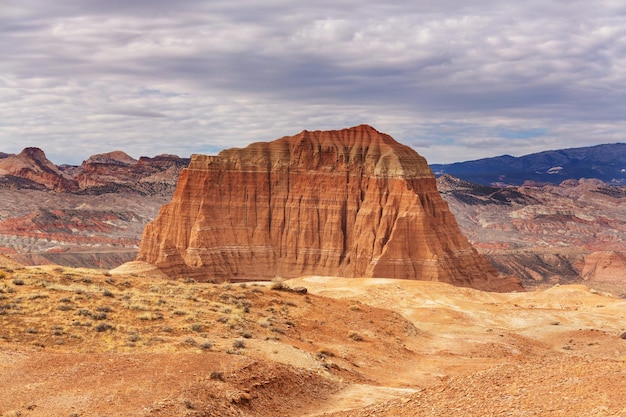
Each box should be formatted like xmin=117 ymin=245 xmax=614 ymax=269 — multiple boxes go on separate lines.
xmin=1 ymin=263 xmax=626 ymax=416
xmin=0 ymin=265 xmax=332 ymax=354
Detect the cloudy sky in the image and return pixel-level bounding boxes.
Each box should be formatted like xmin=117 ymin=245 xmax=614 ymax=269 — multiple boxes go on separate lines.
xmin=2 ymin=0 xmax=626 ymax=165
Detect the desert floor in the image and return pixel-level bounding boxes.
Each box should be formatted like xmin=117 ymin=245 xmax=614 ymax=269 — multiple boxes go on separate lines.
xmin=1 ymin=263 xmax=625 ymax=416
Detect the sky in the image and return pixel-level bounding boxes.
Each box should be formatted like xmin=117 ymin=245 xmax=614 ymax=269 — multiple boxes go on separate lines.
xmin=2 ymin=0 xmax=626 ymax=165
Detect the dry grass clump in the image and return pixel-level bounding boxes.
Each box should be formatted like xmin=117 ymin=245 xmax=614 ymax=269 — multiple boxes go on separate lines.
xmin=270 ymin=277 xmax=287 ymax=290
xmin=348 ymin=330 xmax=364 ymax=341
xmin=0 ymin=262 xmax=411 ymax=384
xmin=0 ymin=264 xmax=316 ymax=354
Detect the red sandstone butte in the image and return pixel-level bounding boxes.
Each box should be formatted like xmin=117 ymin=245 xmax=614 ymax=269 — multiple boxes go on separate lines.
xmin=137 ymin=125 xmax=522 ymax=292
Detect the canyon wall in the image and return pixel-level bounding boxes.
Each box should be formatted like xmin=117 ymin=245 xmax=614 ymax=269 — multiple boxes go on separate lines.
xmin=137 ymin=125 xmax=521 ymax=291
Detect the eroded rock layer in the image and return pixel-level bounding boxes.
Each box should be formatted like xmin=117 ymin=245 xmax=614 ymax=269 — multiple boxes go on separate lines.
xmin=0 ymin=148 xmax=78 ymax=192
xmin=582 ymin=251 xmax=626 ymax=282
xmin=137 ymin=125 xmax=521 ymax=291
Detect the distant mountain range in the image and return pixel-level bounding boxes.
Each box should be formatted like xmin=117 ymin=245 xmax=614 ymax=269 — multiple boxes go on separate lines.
xmin=1 ymin=142 xmax=625 ymax=284
xmin=0 ymin=147 xmax=189 ymax=194
xmin=436 ymin=174 xmax=626 ymax=287
xmin=0 ymin=147 xmax=189 ymax=268
xmin=430 ymin=143 xmax=626 ymax=186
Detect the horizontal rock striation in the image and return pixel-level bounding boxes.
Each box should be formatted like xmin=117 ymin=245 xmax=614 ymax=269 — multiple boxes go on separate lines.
xmin=75 ymin=151 xmax=189 ymax=191
xmin=582 ymin=251 xmax=626 ymax=282
xmin=438 ymin=175 xmax=626 ymax=286
xmin=0 ymin=148 xmax=79 ymax=192
xmin=137 ymin=125 xmax=521 ymax=291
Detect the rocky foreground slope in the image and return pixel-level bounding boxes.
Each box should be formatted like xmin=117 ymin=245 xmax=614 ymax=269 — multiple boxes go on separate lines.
xmin=137 ymin=125 xmax=520 ymax=291
xmin=1 ymin=261 xmax=625 ymax=416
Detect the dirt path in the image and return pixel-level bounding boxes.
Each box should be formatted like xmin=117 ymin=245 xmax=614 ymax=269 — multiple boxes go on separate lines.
xmin=305 ymin=384 xmax=418 ymax=416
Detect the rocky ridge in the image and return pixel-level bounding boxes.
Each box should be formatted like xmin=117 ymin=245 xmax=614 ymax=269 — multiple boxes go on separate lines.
xmin=74 ymin=151 xmax=188 ymax=192
xmin=0 ymin=147 xmax=79 ymax=192
xmin=0 ymin=148 xmax=189 ymax=194
xmin=0 ymin=148 xmax=189 ymax=268
xmin=438 ymin=175 xmax=626 ymax=286
xmin=137 ymin=125 xmax=520 ymax=292
xmin=431 ymin=142 xmax=626 ymax=186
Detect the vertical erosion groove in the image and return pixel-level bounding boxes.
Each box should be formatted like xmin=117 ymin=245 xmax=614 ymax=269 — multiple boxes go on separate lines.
xmin=136 ymin=125 xmax=520 ymax=291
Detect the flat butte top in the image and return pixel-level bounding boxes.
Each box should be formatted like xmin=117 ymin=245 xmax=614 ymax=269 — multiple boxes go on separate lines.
xmin=188 ymin=124 xmax=434 ymax=179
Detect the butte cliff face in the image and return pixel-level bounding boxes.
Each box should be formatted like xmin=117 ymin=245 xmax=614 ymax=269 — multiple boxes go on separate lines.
xmin=137 ymin=125 xmax=521 ymax=291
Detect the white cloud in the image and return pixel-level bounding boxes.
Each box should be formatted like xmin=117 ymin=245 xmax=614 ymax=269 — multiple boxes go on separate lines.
xmin=1 ymin=0 xmax=626 ymax=164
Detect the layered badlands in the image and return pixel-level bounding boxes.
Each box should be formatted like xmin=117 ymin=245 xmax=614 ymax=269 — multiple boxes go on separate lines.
xmin=2 ymin=130 xmax=626 ymax=416
xmin=2 ymin=140 xmax=623 ymax=286
xmin=0 ymin=149 xmax=188 ymax=267
xmin=137 ymin=125 xmax=520 ymax=291
xmin=437 ymin=175 xmax=626 ymax=287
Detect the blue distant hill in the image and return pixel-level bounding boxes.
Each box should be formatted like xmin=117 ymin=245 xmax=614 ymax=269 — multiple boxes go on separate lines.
xmin=429 ymin=143 xmax=626 ymax=186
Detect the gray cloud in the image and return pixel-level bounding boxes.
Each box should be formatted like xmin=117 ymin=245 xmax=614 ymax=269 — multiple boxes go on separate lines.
xmin=104 ymin=107 xmax=168 ymax=118
xmin=2 ymin=0 xmax=626 ymax=164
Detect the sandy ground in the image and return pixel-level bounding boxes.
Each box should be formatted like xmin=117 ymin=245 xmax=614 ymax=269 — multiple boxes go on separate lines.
xmin=1 ymin=265 xmax=625 ymax=416
xmin=290 ymin=276 xmax=626 ymax=416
